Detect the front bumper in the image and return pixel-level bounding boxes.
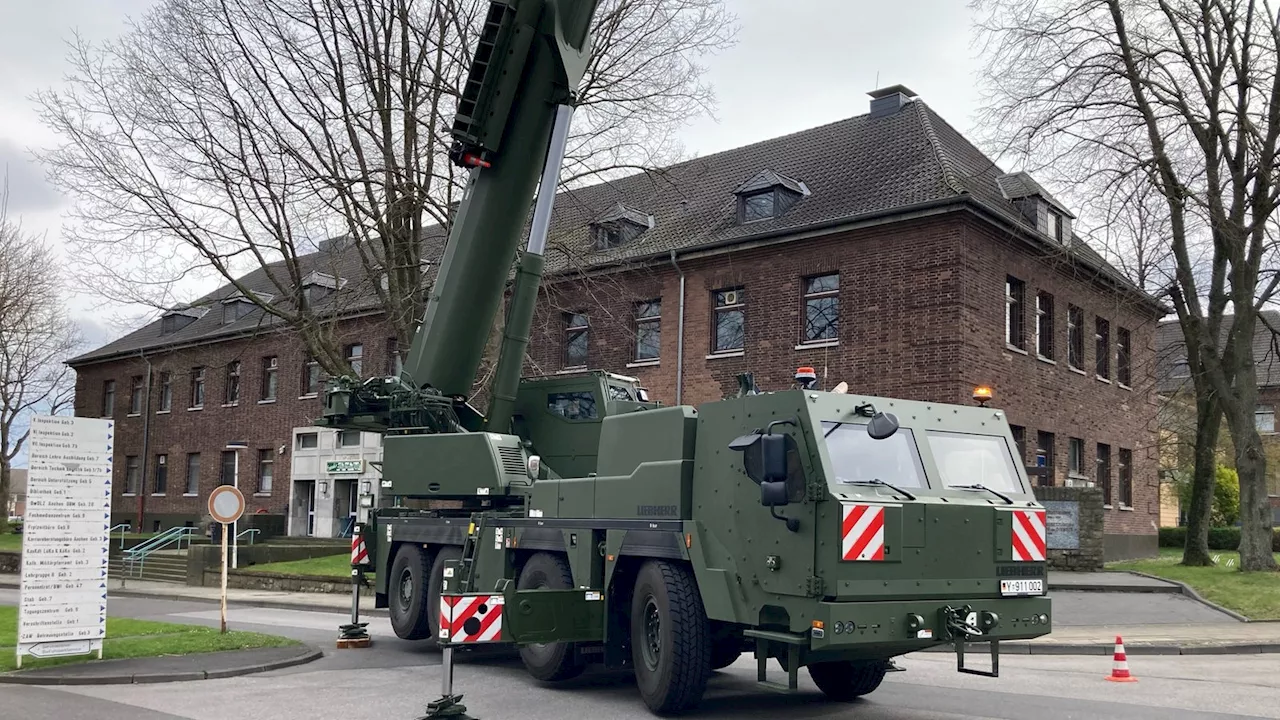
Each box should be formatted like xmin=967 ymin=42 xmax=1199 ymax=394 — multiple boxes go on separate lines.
xmin=809 ymin=595 xmax=1052 ymax=653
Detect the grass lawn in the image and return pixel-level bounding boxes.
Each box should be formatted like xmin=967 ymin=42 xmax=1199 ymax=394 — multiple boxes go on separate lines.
xmin=1109 ymin=547 xmax=1280 ymax=620
xmin=0 ymin=606 xmax=298 ymax=673
xmin=243 ymin=552 xmax=372 ymax=580
xmin=0 ymin=533 xmax=20 ymax=552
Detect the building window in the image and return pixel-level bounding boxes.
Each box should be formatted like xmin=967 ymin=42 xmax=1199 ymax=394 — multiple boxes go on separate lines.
xmin=1035 ymin=292 xmax=1054 ymax=359
xmin=1068 ymin=437 xmax=1084 ymax=476
xmin=1005 ymin=276 xmax=1025 ymax=350
xmin=257 ymin=450 xmax=274 ymax=494
xmin=129 ymin=375 xmax=144 ymax=414
xmin=1095 ymin=317 xmax=1111 ymax=379
xmin=158 ymin=371 xmax=172 ymax=412
xmin=1118 ymin=448 xmax=1133 ymax=507
xmin=1171 ymin=359 xmax=1190 ymax=377
xmin=563 ymin=312 xmax=589 ymax=368
xmin=1256 ymin=406 xmax=1276 ymax=434
xmin=185 ymin=453 xmax=200 ymax=495
xmin=712 ymin=287 xmax=745 ymax=353
xmin=102 ymin=380 xmax=116 ymax=417
xmin=1097 ymin=443 xmax=1112 ymax=505
xmin=1046 ymin=207 xmax=1064 ymax=242
xmin=634 ymin=300 xmax=661 ymax=361
xmin=1010 ymin=425 xmax=1026 ymax=464
xmin=386 ymin=338 xmax=403 ymax=375
xmin=124 ymin=456 xmax=140 ymax=495
xmin=190 ymin=367 xmax=205 ymax=408
xmin=1067 ymin=305 xmax=1084 ymax=370
xmin=301 ymin=356 xmax=321 ymax=396
xmin=346 ymin=344 xmax=363 ymax=376
xmin=802 ymin=274 xmax=839 ymax=343
xmin=261 ymin=356 xmax=278 ymax=401
xmin=220 ymin=450 xmax=237 ymax=486
xmin=297 ymin=432 xmax=318 ymax=450
xmin=1036 ymin=431 xmax=1055 ymax=485
xmin=1117 ymin=327 xmax=1131 ymax=386
xmin=153 ymin=454 xmax=168 ymax=495
xmin=224 ymin=361 xmax=241 ymax=404
xmin=740 ymin=190 xmax=775 ymax=223
xmin=339 ymin=430 xmax=361 ymax=447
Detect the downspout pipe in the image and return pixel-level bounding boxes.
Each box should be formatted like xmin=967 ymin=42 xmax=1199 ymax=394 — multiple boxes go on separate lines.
xmin=137 ymin=352 xmax=153 ymax=531
xmin=669 ymin=249 xmax=685 ymax=406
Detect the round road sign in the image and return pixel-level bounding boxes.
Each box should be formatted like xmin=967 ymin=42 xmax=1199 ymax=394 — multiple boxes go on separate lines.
xmin=208 ymin=485 xmax=246 ymax=524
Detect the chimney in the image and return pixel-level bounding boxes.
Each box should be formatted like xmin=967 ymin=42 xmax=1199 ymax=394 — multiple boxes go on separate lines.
xmin=868 ymin=84 xmax=918 ymax=118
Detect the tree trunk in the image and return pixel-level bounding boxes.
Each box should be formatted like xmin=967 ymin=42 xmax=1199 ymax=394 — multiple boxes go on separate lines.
xmin=1230 ymin=417 xmax=1277 ymax=571
xmin=1182 ymin=394 xmax=1221 ymax=566
xmin=0 ymin=459 xmax=9 ymax=533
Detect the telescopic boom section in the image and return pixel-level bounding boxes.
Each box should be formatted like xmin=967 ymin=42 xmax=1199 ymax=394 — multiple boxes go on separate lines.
xmin=401 ymin=0 xmax=598 ymax=403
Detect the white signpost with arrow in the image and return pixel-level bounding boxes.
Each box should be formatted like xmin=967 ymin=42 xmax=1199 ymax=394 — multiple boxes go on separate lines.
xmin=16 ymin=415 xmax=114 ymax=668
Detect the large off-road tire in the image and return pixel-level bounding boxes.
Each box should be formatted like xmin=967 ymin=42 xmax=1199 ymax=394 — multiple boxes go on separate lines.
xmin=517 ymin=552 xmax=585 ymax=682
xmin=807 ymin=660 xmax=888 ymax=701
xmin=629 ymin=560 xmax=712 ymax=714
xmin=427 ymin=546 xmax=461 ymax=642
xmin=388 ymin=544 xmax=434 ymax=640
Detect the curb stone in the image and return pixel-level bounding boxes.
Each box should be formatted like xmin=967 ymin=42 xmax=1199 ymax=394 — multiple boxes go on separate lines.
xmin=1122 ymin=570 xmax=1252 ymax=623
xmin=921 ymin=642 xmax=1280 ymax=656
xmin=0 ymin=647 xmax=323 ymax=685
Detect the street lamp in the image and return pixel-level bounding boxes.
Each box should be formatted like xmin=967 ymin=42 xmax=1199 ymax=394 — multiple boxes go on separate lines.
xmin=225 ymin=441 xmax=248 ymax=568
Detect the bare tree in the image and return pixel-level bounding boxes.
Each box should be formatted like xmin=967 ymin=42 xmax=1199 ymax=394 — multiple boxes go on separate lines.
xmin=35 ymin=0 xmax=737 ymax=377
xmin=0 ymin=177 xmax=80 ymax=531
xmin=973 ymin=0 xmax=1280 ymax=569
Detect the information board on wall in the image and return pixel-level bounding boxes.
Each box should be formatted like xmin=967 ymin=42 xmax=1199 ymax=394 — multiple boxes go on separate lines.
xmin=16 ymin=415 xmax=114 ymax=667
xmin=1041 ymin=499 xmax=1081 ymax=550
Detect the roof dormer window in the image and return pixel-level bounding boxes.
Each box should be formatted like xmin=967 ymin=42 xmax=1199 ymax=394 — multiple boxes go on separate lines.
xmin=590 ymin=203 xmax=653 ymax=251
xmin=299 ymin=271 xmax=345 ymax=305
xmin=221 ymin=299 xmax=254 ymax=325
xmin=733 ymin=169 xmax=809 ymax=225
xmin=159 ymin=306 xmax=208 ymax=336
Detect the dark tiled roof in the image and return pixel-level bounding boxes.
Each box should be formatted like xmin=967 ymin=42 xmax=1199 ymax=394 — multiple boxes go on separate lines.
xmin=70 ymin=96 xmax=1156 ymax=366
xmin=1155 ymin=310 xmax=1280 ymax=393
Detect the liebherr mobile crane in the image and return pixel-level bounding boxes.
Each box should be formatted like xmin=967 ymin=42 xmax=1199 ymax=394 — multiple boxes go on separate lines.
xmin=318 ymin=0 xmax=1052 ymax=714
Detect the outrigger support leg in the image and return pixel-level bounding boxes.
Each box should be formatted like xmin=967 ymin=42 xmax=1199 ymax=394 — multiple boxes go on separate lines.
xmin=337 ymin=566 xmax=372 ymax=648
xmin=419 ymin=645 xmax=477 ymax=720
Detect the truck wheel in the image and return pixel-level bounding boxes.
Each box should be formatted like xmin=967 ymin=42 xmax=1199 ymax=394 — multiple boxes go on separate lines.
xmin=630 ymin=560 xmax=711 ymax=714
xmin=517 ymin=552 xmax=585 ymax=681
xmin=807 ymin=660 xmax=888 ymax=701
xmin=389 ymin=544 xmax=434 ymax=640
xmin=427 ymin=546 xmax=461 ymax=642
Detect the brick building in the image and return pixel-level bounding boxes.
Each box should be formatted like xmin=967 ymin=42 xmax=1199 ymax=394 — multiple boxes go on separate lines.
xmin=68 ymin=86 xmax=1165 ymax=557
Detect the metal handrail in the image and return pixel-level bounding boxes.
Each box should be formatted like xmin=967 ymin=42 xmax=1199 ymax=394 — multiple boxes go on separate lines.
xmin=236 ymin=528 xmax=260 ymax=545
xmin=122 ymin=526 xmax=198 ymax=577
xmin=109 ymin=523 xmax=131 ymax=550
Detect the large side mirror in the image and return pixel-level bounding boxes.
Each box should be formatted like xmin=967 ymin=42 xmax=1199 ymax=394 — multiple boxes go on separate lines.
xmin=867 ymin=412 xmax=900 ymax=440
xmin=728 ymin=432 xmax=788 ymax=484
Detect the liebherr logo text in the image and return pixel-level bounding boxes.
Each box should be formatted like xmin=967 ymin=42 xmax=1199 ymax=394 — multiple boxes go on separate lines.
xmin=636 ymin=505 xmax=677 ymax=517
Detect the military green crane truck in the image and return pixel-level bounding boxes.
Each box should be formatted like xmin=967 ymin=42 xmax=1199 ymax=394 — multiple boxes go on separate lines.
xmin=318 ymin=0 xmax=1052 ymax=714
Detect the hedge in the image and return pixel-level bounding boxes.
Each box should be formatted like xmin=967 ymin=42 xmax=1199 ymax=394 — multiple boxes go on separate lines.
xmin=1159 ymin=526 xmax=1280 ymax=551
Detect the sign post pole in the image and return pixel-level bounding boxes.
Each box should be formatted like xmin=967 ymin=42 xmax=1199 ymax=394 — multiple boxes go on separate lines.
xmin=207 ymin=485 xmax=245 ymax=635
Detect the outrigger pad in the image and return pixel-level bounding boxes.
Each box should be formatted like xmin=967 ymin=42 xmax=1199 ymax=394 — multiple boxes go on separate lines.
xmin=419 ymin=694 xmax=476 ymax=720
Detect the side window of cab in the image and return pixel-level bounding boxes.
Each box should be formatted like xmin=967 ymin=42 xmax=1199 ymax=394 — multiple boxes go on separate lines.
xmin=547 ymin=391 xmax=598 ymax=421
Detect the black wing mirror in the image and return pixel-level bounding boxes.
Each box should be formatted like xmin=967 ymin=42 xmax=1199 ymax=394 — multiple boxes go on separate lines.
xmin=867 ymin=412 xmax=900 ymax=440
xmin=727 ymin=432 xmax=787 ymax=484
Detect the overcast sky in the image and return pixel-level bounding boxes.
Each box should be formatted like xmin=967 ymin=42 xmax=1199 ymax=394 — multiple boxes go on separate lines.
xmin=0 ymin=0 xmax=987 ymax=349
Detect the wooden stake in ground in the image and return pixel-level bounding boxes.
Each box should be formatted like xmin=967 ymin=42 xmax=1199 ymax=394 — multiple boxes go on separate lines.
xmin=207 ymin=486 xmax=245 ymax=635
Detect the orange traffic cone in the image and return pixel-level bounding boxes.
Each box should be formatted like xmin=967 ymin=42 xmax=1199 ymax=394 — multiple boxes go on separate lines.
xmin=1105 ymin=635 xmax=1137 ymax=682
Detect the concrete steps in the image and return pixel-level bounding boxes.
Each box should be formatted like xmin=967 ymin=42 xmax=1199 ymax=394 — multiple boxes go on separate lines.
xmin=109 ymin=553 xmax=189 ymax=584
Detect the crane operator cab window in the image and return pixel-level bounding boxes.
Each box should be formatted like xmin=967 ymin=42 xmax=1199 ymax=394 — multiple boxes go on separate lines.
xmin=928 ymin=431 xmax=1025 ymax=493
xmin=548 ymin=391 xmax=598 ymax=421
xmin=821 ymin=421 xmax=927 ymax=488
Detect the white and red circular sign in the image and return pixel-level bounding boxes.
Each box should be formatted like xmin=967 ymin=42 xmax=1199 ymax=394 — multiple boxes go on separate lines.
xmin=208 ymin=485 xmax=246 ymax=524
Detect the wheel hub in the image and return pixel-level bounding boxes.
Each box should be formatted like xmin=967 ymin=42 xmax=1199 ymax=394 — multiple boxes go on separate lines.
xmin=641 ymin=596 xmax=662 ymax=670
xmin=398 ymin=568 xmax=413 ymax=608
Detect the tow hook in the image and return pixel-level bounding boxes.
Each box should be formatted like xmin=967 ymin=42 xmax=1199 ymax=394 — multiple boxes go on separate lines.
xmin=940 ymin=605 xmax=1000 ymax=678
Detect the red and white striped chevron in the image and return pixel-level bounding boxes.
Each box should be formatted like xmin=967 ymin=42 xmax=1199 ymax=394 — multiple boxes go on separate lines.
xmin=841 ymin=503 xmax=885 ymax=562
xmin=1011 ymin=509 xmax=1047 ymax=562
xmin=439 ymin=594 xmax=504 ymax=644
xmin=350 ymin=534 xmax=369 ymax=565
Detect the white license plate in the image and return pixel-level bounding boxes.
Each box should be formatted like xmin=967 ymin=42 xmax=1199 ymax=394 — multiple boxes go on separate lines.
xmin=1000 ymin=579 xmax=1043 ymax=596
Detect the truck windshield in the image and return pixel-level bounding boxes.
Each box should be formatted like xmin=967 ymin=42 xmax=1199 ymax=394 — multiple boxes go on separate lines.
xmin=927 ymin=431 xmax=1024 ymax=493
xmin=820 ymin=422 xmax=927 ymax=488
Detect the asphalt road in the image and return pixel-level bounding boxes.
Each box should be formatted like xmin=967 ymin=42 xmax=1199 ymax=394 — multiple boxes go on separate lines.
xmin=1 ymin=590 xmax=1276 ymax=720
